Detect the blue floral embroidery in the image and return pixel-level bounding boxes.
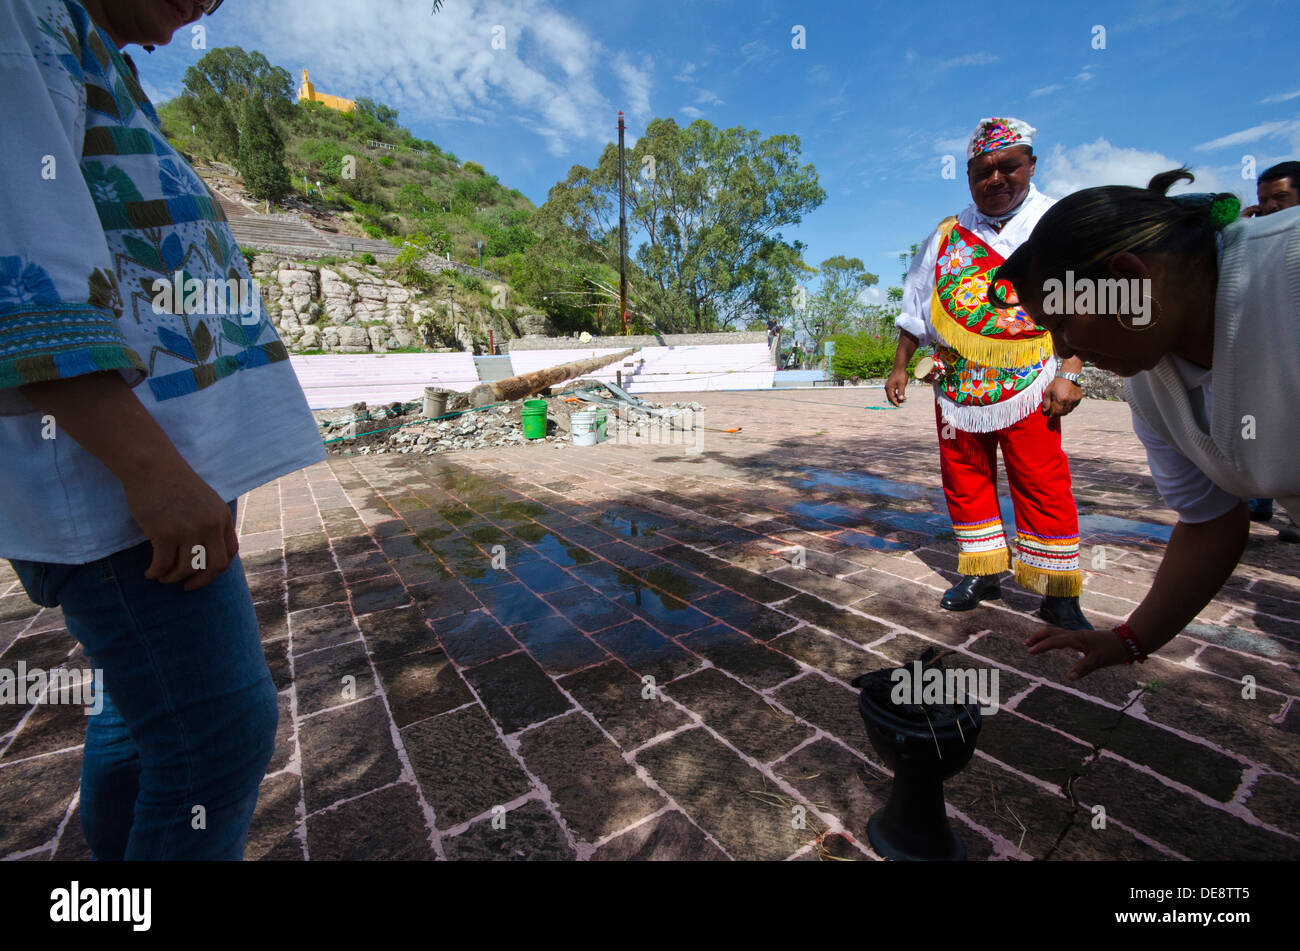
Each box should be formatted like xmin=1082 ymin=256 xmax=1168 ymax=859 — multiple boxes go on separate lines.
xmin=0 ymin=257 xmax=61 ymax=308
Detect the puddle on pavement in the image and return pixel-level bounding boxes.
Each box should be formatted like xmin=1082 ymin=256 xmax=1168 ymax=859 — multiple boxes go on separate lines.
xmin=875 ymin=510 xmax=947 ymax=534
xmin=1079 ymin=513 xmax=1173 ymax=544
xmin=789 ymin=467 xmax=936 ymax=502
xmin=596 ymin=509 xmax=665 ymax=538
xmin=624 ymin=585 xmax=691 ymax=618
xmin=437 ymin=506 xmax=477 ymax=526
xmin=788 ymin=500 xmax=867 ymax=525
xmin=512 ymin=522 xmax=550 ymax=544
xmin=498 ymin=501 xmax=549 ymax=521
xmin=530 ymin=532 xmax=596 ymax=566
xmin=640 ymin=566 xmax=706 ymax=600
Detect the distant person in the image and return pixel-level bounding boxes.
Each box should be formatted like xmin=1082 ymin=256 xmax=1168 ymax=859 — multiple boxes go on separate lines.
xmin=1237 ymin=161 xmax=1300 ymax=542
xmin=993 ymin=168 xmax=1300 ymax=677
xmin=1 ymin=0 xmax=323 ymax=858
xmin=766 ymin=317 xmax=782 ymax=349
xmin=887 ymin=117 xmax=1091 ymax=629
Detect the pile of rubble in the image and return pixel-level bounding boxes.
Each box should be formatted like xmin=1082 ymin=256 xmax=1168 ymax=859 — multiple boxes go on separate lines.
xmin=316 ymin=382 xmax=704 ymax=456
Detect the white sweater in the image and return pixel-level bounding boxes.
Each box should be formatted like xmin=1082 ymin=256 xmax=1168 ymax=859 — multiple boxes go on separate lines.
xmin=1124 ymin=206 xmax=1300 ymax=521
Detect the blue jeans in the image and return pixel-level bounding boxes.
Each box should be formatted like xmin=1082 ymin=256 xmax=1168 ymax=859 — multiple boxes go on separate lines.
xmin=8 ymin=502 xmax=277 ymax=860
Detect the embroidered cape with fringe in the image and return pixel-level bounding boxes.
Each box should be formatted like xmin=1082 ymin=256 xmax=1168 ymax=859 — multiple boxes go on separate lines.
xmin=928 ymin=216 xmax=1055 ymax=433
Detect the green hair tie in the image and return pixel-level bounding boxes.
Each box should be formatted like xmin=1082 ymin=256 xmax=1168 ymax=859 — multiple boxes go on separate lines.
xmin=1172 ymin=192 xmax=1242 ymax=230
xmin=1209 ymin=194 xmax=1241 ymax=230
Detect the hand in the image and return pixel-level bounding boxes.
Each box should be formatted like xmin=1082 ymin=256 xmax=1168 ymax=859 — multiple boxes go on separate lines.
xmin=1041 ymin=377 xmax=1083 ymax=417
xmin=886 ymin=367 xmax=910 ymax=406
xmin=1239 ymin=205 xmax=1259 ymax=219
xmin=1026 ymin=625 xmax=1131 ymax=680
xmin=121 ymin=460 xmax=238 ymax=591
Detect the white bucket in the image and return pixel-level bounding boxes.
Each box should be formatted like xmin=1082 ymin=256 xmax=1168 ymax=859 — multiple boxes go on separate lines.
xmin=571 ymin=410 xmax=599 ymax=446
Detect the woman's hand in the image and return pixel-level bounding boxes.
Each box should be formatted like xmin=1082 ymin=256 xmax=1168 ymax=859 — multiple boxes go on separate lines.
xmin=1026 ymin=625 xmax=1131 ymax=680
xmin=121 ymin=458 xmax=238 ymax=590
xmin=20 ymin=371 xmax=237 ymax=590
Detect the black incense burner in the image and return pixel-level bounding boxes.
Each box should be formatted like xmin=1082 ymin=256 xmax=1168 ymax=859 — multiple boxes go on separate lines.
xmin=851 ymin=650 xmax=982 ymax=861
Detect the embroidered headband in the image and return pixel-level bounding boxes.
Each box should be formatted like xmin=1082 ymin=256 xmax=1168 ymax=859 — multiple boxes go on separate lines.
xmin=967 ymin=117 xmax=1036 ymax=160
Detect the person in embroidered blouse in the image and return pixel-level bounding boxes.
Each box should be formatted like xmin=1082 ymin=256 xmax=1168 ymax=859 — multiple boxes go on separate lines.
xmin=993 ymin=168 xmax=1300 ymax=677
xmin=1 ymin=0 xmax=322 ymax=858
xmin=887 ymin=117 xmax=1092 ymax=630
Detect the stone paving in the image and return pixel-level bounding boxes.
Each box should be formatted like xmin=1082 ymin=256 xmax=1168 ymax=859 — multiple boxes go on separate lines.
xmin=2 ymin=388 xmax=1297 ymax=861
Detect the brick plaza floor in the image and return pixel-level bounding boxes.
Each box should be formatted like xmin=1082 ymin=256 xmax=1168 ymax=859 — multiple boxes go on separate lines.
xmin=2 ymin=387 xmax=1297 ymax=860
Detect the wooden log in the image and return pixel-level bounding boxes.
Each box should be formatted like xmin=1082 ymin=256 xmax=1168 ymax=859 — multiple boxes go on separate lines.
xmin=469 ymin=347 xmax=638 ymax=407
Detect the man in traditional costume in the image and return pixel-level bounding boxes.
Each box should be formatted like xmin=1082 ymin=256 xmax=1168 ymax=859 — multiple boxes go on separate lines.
xmin=886 ymin=117 xmax=1091 ymax=630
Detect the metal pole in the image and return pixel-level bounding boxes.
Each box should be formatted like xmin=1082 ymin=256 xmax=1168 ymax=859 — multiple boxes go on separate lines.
xmin=618 ymin=111 xmax=628 ymax=335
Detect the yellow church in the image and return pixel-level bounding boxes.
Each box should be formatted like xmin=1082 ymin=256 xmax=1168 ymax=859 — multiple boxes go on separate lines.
xmin=297 ymin=69 xmax=355 ymax=114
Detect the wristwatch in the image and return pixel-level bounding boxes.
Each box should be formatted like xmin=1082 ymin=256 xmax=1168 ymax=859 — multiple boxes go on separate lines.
xmin=1057 ymin=371 xmax=1081 ymax=385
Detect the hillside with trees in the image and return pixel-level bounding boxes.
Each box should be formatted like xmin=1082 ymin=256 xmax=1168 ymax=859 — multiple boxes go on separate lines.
xmin=158 ymin=45 xmax=902 ymax=356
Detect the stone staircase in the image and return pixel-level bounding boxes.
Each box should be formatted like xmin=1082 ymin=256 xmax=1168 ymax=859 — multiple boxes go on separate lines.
xmin=211 ymin=189 xmax=398 ymax=261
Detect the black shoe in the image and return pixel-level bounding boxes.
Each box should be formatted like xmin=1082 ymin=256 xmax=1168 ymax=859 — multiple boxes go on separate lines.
xmin=1279 ymin=519 xmax=1299 ymax=544
xmin=940 ymin=574 xmax=1002 ymax=611
xmin=1248 ymin=498 xmax=1274 ymax=522
xmin=1038 ymin=596 xmax=1094 ymax=630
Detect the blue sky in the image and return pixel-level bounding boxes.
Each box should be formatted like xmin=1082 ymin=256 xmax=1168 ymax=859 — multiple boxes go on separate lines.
xmin=137 ymin=0 xmax=1300 ymax=296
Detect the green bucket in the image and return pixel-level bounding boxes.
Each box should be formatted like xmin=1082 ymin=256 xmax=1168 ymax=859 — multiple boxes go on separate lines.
xmin=521 ymin=399 xmax=548 ymax=439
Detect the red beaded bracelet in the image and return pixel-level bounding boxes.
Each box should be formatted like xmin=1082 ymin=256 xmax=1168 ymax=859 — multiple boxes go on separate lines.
xmin=1114 ymin=623 xmax=1147 ymax=663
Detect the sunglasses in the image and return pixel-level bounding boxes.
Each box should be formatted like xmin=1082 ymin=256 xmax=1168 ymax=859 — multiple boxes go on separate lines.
xmin=202 ymin=0 xmax=224 ymax=12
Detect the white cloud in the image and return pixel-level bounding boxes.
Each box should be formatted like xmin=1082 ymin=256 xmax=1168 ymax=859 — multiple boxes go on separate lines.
xmin=695 ymin=88 xmax=724 ymax=106
xmin=1029 ymin=84 xmax=1062 ymax=98
xmin=1040 ymin=138 xmax=1239 ymax=197
xmin=933 ymin=136 xmax=966 ymax=154
xmin=1261 ymin=89 xmax=1300 ymax=104
xmin=613 ymin=52 xmax=653 ymax=122
xmin=856 ymin=285 xmax=889 ymax=306
xmin=201 ymin=0 xmax=622 ymax=157
xmin=1194 ymin=119 xmax=1300 ymax=152
xmin=942 ymin=51 xmax=998 ymax=68
xmin=740 ymin=40 xmax=770 ymax=65
xmin=141 ymin=78 xmax=180 ymax=104
xmin=904 ymin=48 xmax=918 ymax=65
xmin=680 ymin=106 xmax=704 ymax=118
xmin=673 ymin=62 xmax=697 ymax=83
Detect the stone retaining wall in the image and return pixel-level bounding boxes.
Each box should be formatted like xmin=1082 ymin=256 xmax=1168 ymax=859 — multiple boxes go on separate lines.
xmin=507 ymin=331 xmax=768 ymax=351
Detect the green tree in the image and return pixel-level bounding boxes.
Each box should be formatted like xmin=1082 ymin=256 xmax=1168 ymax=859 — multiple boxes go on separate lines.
xmin=537 ymin=117 xmax=824 ymax=332
xmin=355 ymin=97 xmax=400 ymax=128
xmin=236 ymin=97 xmax=291 ymax=201
xmin=798 ymin=255 xmax=878 ymax=359
xmin=176 ymin=47 xmax=293 ymax=159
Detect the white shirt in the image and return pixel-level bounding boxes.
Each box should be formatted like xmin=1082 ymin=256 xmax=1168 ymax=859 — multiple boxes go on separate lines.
xmin=1125 ymin=206 xmax=1300 ymax=524
xmin=1129 ymin=357 xmax=1241 ymax=524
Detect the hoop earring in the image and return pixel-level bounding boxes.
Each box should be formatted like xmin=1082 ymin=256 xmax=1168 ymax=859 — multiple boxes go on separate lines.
xmin=1118 ymin=294 xmax=1160 ymax=331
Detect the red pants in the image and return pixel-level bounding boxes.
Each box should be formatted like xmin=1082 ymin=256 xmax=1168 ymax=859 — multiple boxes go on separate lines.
xmin=935 ymin=401 xmax=1081 ymax=597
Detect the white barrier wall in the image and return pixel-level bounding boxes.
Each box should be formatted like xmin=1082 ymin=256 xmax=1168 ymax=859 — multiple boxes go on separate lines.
xmin=290 ymin=353 xmax=479 ymax=409
xmin=507 ymin=344 xmax=774 ymax=393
